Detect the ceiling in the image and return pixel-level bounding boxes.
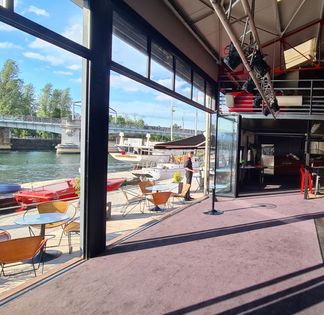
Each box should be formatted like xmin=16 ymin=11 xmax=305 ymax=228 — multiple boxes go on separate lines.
xmin=164 ymin=0 xmax=324 ymax=79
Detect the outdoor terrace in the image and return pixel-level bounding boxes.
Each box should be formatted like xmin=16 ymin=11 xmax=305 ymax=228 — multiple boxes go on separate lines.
xmin=0 ymin=176 xmax=204 ymax=297
xmin=2 ymin=191 xmax=324 ymax=314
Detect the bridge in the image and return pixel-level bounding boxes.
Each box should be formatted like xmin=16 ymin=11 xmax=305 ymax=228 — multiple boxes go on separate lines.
xmin=0 ymin=115 xmax=202 ymax=152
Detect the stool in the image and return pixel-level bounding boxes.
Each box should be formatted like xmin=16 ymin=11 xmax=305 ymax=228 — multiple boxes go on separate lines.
xmin=300 ymin=166 xmax=313 ymax=193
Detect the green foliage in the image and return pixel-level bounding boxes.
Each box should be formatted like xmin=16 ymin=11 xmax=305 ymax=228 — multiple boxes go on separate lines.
xmin=72 ymin=177 xmax=80 ymax=196
xmin=172 ymin=170 xmax=183 ymax=183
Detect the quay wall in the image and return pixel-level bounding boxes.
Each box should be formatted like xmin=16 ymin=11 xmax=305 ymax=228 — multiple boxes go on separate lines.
xmin=11 ymin=138 xmax=60 ymax=150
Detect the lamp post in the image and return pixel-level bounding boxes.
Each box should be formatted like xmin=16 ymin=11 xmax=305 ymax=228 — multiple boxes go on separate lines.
xmin=72 ymin=100 xmax=81 ymax=120
xmin=170 ymin=103 xmax=175 ymax=141
xmin=109 ymin=106 xmax=118 ymax=124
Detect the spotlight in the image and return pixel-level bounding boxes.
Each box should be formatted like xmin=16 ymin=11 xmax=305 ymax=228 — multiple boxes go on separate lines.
xmin=262 ymin=105 xmax=271 ymax=116
xmin=253 ymin=94 xmax=262 ymax=108
xmin=223 ymin=42 xmax=242 ymax=71
xmin=242 ymin=77 xmax=255 ymax=94
xmin=251 ymin=50 xmax=270 ymax=77
xmin=270 ymin=98 xmax=280 ymax=113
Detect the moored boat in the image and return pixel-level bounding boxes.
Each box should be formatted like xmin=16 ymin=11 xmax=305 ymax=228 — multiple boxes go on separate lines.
xmin=0 ymin=183 xmax=21 ymax=194
xmin=14 ymin=178 xmax=126 ymax=205
xmin=107 ymin=178 xmax=126 ymax=191
xmin=14 ymin=180 xmax=78 ymax=205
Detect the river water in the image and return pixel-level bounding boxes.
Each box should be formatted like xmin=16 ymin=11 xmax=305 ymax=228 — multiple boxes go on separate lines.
xmin=0 ymin=151 xmax=133 ymax=184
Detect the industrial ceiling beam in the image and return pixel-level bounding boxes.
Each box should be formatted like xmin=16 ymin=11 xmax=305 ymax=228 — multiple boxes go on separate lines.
xmin=210 ymin=0 xmax=278 ymax=119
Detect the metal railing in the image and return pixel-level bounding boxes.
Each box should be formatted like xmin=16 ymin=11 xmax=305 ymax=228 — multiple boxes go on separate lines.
xmin=219 ymin=79 xmax=324 ymax=118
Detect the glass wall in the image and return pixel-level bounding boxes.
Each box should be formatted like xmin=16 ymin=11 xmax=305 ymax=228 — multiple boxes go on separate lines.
xmin=13 ymin=0 xmax=83 ymax=45
xmin=215 ymin=115 xmax=240 ymax=197
xmin=0 ymin=0 xmax=83 ymax=296
xmin=112 ymin=11 xmax=217 ymax=112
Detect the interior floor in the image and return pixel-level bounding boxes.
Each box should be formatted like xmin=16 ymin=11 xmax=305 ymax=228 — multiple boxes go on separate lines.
xmin=239 ymin=174 xmax=300 ymax=196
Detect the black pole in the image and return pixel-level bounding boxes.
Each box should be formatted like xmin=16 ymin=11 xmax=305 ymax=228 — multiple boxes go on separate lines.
xmin=204 ymin=96 xmax=223 ymax=215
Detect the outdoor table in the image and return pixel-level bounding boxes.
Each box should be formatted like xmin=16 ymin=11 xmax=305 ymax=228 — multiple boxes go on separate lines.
xmin=16 ymin=213 xmax=70 ymax=261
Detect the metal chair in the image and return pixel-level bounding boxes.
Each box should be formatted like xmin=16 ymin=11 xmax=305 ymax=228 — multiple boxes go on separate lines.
xmin=0 ymin=235 xmax=46 ymax=277
xmin=120 ymin=187 xmax=146 ymax=216
xmin=148 ymin=191 xmax=172 ymax=211
xmin=28 ymin=201 xmax=76 ymax=246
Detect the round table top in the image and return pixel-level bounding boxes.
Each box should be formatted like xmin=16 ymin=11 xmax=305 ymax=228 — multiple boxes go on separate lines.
xmin=16 ymin=213 xmax=70 ymax=226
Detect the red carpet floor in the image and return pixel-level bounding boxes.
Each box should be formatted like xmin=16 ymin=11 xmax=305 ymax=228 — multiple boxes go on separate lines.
xmin=2 ymin=192 xmax=324 ymax=314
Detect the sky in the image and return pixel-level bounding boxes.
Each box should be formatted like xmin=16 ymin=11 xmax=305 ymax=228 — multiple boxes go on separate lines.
xmin=0 ymin=0 xmax=206 ymax=131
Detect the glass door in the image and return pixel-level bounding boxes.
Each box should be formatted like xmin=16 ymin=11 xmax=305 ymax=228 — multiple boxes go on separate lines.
xmin=214 ymin=114 xmax=240 ymax=197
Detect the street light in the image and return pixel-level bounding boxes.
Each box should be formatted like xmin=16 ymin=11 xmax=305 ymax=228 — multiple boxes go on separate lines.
xmin=72 ymin=101 xmax=81 ymax=120
xmin=109 ymin=106 xmax=118 ymax=124
xmin=170 ymin=103 xmax=175 ymax=141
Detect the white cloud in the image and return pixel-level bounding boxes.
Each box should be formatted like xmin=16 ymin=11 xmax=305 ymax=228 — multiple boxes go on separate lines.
xmin=70 ymin=77 xmax=82 ymax=83
xmin=0 ymin=23 xmax=15 ymax=32
xmin=154 ymin=93 xmax=172 ymax=102
xmin=53 ymin=70 xmax=73 ymax=76
xmin=27 ymin=5 xmax=49 ymax=17
xmin=62 ymin=22 xmax=82 ymax=44
xmin=0 ymin=41 xmax=22 ymax=49
xmin=23 ymin=51 xmax=64 ymax=66
xmin=66 ymin=64 xmax=81 ymax=71
xmin=28 ymin=38 xmax=51 ymax=49
xmin=110 ymin=74 xmax=151 ymax=93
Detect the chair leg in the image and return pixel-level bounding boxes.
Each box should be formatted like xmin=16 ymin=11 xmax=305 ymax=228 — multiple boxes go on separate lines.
xmin=68 ymin=231 xmax=72 ymax=254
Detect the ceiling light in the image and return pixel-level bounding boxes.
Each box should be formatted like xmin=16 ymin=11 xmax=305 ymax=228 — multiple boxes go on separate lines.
xmin=223 ymin=42 xmax=242 ymax=71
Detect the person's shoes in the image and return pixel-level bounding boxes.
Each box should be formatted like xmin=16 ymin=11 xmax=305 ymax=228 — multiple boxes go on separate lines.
xmin=189 ymin=197 xmax=195 ymax=201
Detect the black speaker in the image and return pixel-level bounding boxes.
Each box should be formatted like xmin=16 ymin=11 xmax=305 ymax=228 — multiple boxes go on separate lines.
xmin=223 ymin=43 xmax=242 ymax=71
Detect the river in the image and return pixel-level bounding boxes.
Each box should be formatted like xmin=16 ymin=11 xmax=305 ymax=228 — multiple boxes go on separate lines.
xmin=0 ymin=151 xmax=133 ymax=184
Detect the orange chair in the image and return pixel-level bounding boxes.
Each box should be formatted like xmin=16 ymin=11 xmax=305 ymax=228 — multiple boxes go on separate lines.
xmin=148 ymin=191 xmax=172 ymax=211
xmin=300 ymin=165 xmax=313 ymax=193
xmin=0 ymin=236 xmax=46 ymax=277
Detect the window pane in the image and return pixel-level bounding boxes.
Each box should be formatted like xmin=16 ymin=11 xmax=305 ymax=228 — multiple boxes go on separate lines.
xmin=14 ymin=0 xmax=83 ymax=45
xmin=175 ymin=58 xmax=191 ymax=98
xmin=150 ymin=41 xmax=173 ymax=89
xmin=193 ymin=72 xmax=205 ymax=105
xmin=206 ymin=82 xmax=216 ymax=110
xmin=0 ymin=25 xmax=83 ymax=294
xmin=112 ymin=12 xmax=148 ymax=77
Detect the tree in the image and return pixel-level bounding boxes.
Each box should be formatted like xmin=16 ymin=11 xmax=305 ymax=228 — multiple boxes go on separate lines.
xmin=22 ymin=83 xmax=36 ymax=116
xmin=37 ymin=83 xmax=52 ymax=118
xmin=0 ymin=59 xmax=24 ymax=115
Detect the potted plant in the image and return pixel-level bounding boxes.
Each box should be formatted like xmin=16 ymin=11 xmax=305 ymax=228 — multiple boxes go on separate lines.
xmin=72 ymin=177 xmax=80 ymax=196
xmin=172 ymin=170 xmax=183 ymax=193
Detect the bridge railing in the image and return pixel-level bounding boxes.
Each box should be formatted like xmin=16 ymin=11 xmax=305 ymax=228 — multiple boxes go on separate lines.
xmin=0 ymin=115 xmax=63 ymax=124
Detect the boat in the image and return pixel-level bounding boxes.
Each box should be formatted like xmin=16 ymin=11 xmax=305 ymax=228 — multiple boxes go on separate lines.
xmin=110 ymin=137 xmax=185 ymax=165
xmin=131 ymin=159 xmax=201 ymax=181
xmin=14 ymin=178 xmax=126 ymax=205
xmin=14 ymin=180 xmax=78 ymax=205
xmin=0 ymin=183 xmax=21 ymax=193
xmin=106 ymin=178 xmax=126 ymax=192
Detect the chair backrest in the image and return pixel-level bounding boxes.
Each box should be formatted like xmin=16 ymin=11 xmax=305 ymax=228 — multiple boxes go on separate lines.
xmin=180 ymin=184 xmax=191 ymax=196
xmin=37 ymin=200 xmax=69 ymax=214
xmin=138 ymin=181 xmax=154 ymax=194
xmin=0 ymin=229 xmax=11 ymax=242
xmin=152 ymin=191 xmax=171 ymax=206
xmin=0 ymin=236 xmax=45 ymax=264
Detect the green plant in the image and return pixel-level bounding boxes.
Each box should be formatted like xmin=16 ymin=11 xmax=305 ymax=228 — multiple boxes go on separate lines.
xmin=72 ymin=177 xmax=80 ymax=196
xmin=172 ymin=170 xmax=183 ymax=183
